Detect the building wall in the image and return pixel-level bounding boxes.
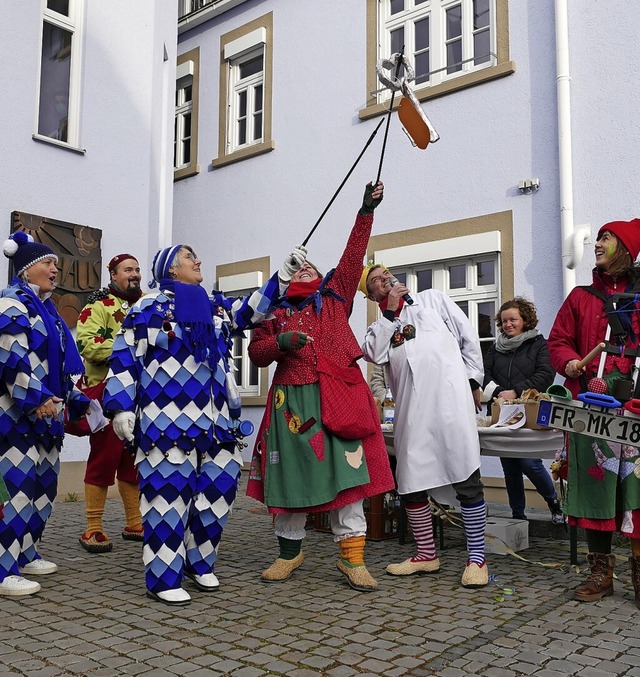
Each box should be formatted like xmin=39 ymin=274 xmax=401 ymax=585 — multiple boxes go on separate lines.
xmin=3 ymin=1 xmax=638 ymax=489
xmin=0 ymin=1 xmax=178 ymax=463
xmin=173 ymin=0 xmax=640 ymax=480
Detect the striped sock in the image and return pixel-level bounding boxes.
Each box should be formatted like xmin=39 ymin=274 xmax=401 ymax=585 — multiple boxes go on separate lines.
xmin=460 ymin=500 xmax=486 ymax=565
xmin=405 ymin=501 xmax=437 ymax=561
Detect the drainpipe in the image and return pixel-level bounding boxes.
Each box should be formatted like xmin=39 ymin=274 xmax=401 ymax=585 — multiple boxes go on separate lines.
xmin=555 ymin=0 xmax=590 ymax=297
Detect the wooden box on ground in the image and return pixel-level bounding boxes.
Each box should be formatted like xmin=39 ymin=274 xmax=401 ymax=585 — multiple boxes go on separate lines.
xmin=314 ymin=491 xmax=401 ymax=541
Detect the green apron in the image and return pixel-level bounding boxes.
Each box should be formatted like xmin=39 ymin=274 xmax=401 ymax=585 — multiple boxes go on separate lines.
xmin=0 ymin=473 xmax=9 ymax=504
xmin=264 ymin=383 xmax=370 ymax=509
xmin=566 ymin=370 xmax=640 ymax=519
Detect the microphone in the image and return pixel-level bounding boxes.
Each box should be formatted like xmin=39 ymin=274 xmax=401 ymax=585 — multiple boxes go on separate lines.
xmin=390 ymin=277 xmax=414 ymax=305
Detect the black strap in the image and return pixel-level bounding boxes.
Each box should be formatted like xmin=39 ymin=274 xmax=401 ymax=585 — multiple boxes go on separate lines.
xmin=577 ymin=285 xmax=607 ymax=303
xmin=578 ymin=286 xmax=625 ymax=341
xmin=577 ymin=285 xmax=638 ymax=344
xmin=578 ymin=284 xmax=640 ymax=397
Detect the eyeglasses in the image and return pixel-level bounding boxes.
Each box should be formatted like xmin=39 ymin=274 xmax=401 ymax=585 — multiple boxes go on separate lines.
xmin=181 ymin=252 xmax=199 ymax=262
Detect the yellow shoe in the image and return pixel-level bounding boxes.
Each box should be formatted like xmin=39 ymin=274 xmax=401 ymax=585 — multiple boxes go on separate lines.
xmin=386 ymin=557 xmax=440 ymax=576
xmin=261 ymin=553 xmax=304 ymax=582
xmin=461 ymin=561 xmax=489 ymax=588
xmin=336 ymin=559 xmax=378 ymax=591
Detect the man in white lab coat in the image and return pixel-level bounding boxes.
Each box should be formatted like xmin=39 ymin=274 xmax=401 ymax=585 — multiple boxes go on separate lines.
xmin=360 ymin=263 xmax=489 ymax=588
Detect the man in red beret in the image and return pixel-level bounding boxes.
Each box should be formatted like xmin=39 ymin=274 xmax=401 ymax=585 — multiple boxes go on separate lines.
xmin=75 ymin=254 xmax=144 ymax=553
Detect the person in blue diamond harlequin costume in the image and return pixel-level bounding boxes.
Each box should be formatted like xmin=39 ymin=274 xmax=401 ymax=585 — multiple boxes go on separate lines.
xmin=102 ymin=243 xmax=306 ymax=606
xmin=0 ymin=232 xmax=90 ymax=597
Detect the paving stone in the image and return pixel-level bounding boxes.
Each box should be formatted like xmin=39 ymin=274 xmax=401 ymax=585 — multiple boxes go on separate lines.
xmin=1 ymin=491 xmax=637 ymax=676
xmin=325 ymin=666 xmax=360 ymax=677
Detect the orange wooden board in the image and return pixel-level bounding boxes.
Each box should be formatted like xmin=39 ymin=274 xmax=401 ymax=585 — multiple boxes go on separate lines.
xmin=398 ymin=96 xmax=430 ymax=149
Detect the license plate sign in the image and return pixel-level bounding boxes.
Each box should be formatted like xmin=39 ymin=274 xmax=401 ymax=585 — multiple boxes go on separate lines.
xmin=537 ymin=399 xmax=640 ymax=445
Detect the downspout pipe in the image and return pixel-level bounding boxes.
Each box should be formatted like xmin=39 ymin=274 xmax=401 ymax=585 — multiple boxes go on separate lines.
xmin=556 ymin=0 xmax=590 ymax=297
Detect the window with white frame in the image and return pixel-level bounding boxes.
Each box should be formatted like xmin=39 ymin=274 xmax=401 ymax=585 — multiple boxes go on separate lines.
xmin=36 ymin=0 xmax=82 ymax=146
xmin=214 ymin=14 xmax=274 ymax=168
xmin=228 ymin=47 xmax=264 ymax=151
xmin=174 ymin=49 xmax=200 ymax=179
xmin=363 ymin=0 xmax=512 ymax=117
xmin=179 ymin=0 xmax=244 ymax=21
xmin=175 ymin=74 xmax=193 ymax=169
xmin=217 ymin=261 xmax=271 ymax=403
xmin=179 ymin=0 xmax=210 ymax=19
xmin=230 ymin=320 xmax=261 ymax=397
xmin=379 ymin=0 xmax=494 ymax=98
xmin=370 ymin=227 xmax=507 ymax=360
xmin=389 ymin=255 xmax=498 ymax=358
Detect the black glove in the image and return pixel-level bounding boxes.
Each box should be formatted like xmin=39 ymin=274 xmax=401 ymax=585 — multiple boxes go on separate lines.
xmin=359 ymin=182 xmax=384 ymax=215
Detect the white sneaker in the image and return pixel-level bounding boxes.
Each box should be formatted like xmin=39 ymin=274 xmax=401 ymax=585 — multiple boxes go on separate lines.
xmin=0 ymin=575 xmax=41 ymax=596
xmin=146 ymin=587 xmax=191 ymax=606
xmin=19 ymin=559 xmax=58 ymax=575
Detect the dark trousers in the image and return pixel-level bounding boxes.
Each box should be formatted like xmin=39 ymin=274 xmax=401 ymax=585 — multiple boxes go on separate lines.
xmin=500 ymin=457 xmax=557 ymax=519
xmin=402 ymin=469 xmax=484 ymax=507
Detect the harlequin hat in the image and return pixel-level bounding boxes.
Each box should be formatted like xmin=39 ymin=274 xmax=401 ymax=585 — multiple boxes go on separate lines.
xmin=150 ymin=245 xmax=182 ymax=286
xmin=107 ymin=253 xmax=138 ymax=273
xmin=358 ymin=262 xmax=388 ymax=296
xmin=2 ymin=231 xmax=58 ymax=277
xmin=598 ymin=219 xmax=640 ymax=261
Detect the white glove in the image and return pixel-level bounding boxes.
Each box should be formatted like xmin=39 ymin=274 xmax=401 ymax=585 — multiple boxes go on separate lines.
xmin=112 ymin=411 xmax=136 ymax=442
xmin=278 ymin=245 xmax=308 ymax=282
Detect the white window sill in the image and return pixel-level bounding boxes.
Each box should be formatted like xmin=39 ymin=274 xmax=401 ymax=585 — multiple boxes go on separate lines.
xmin=32 ymin=134 xmax=86 ymax=154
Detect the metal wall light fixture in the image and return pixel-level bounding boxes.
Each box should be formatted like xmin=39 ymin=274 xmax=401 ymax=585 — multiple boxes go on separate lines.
xmin=518 ymin=178 xmax=540 ymax=194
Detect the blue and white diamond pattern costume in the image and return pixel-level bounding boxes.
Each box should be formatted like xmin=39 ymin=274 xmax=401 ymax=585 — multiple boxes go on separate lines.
xmin=0 ymin=282 xmax=88 ymax=589
xmin=103 ymin=261 xmax=284 ymax=601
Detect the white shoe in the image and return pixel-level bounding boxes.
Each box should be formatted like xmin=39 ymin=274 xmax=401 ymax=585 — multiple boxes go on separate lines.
xmin=19 ymin=559 xmax=58 ymax=575
xmin=146 ymin=587 xmax=191 ymax=606
xmin=0 ymin=575 xmax=41 ymax=596
xmin=186 ymin=571 xmax=219 ymax=591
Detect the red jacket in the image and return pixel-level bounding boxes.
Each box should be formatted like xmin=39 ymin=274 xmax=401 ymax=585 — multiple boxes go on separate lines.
xmin=249 ymin=211 xmax=372 ymax=383
xmin=547 ymin=270 xmax=640 ymax=398
xmin=246 ymin=210 xmax=395 ymax=511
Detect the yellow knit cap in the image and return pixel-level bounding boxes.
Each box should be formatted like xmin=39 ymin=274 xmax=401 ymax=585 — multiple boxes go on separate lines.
xmin=358 ymin=262 xmax=387 ymax=297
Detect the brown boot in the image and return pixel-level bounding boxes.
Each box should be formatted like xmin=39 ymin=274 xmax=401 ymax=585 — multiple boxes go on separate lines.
xmin=573 ymin=552 xmax=615 ymax=601
xmin=629 ymin=556 xmax=640 ymax=610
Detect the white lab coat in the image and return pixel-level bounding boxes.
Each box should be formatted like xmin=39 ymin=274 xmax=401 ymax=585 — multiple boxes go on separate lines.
xmin=362 ymin=289 xmax=484 ymax=499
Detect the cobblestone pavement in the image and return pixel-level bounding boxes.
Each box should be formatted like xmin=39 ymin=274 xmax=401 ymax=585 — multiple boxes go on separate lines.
xmin=2 ymin=479 xmax=640 ymax=677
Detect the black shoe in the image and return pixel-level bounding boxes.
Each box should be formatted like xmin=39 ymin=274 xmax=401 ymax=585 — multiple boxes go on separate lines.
xmin=549 ymin=500 xmax=565 ymax=524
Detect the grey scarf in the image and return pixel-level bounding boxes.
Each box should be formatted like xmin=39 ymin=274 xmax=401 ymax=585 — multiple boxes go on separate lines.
xmin=494 ymin=328 xmax=538 ymax=354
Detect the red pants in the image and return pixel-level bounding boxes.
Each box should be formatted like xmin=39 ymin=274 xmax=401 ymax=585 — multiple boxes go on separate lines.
xmin=83 ymin=423 xmax=137 ymax=486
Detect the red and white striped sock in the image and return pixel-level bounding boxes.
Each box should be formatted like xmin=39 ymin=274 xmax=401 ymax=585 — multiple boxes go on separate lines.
xmin=405 ymin=501 xmax=437 ymax=561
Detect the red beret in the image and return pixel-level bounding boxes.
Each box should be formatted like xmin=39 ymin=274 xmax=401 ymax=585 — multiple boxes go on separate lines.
xmin=598 ymin=219 xmax=640 ymax=262
xmin=107 ymin=253 xmax=138 ymax=272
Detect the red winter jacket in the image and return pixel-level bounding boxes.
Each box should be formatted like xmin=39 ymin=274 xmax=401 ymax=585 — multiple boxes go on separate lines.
xmin=547 ymin=270 xmax=640 ymax=398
